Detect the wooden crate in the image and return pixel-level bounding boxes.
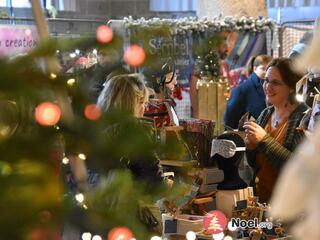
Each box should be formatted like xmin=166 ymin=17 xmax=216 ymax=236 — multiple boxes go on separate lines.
xmin=197 ymin=79 xmax=228 ymax=135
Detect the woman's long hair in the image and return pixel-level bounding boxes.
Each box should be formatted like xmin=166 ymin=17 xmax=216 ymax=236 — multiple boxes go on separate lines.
xmin=97 ymin=74 xmax=148 ymax=117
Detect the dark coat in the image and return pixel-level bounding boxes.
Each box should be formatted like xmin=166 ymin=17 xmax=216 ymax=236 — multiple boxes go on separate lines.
xmin=224 ymin=72 xmax=266 ymax=129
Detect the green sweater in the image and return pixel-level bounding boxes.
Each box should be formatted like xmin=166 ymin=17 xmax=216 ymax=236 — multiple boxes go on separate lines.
xmin=246 ymin=103 xmax=309 ymax=171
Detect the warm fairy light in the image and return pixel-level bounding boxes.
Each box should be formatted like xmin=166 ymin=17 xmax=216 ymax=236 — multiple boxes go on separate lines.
xmin=186 ymin=231 xmax=196 ymax=240
xmin=227 ymin=221 xmax=237 ymax=231
xmin=35 ymin=102 xmax=61 ymax=126
xmin=75 ymin=49 xmax=80 ymax=55
xmin=96 ymin=25 xmax=113 ymax=44
xmin=92 ymin=235 xmax=102 ymax=240
xmin=82 ymin=204 xmax=88 ymax=209
xmin=206 ymin=83 xmax=210 ymax=87
xmin=123 ymin=45 xmax=146 ymax=67
xmin=25 ymin=28 xmax=32 ymax=36
xmin=70 ymin=53 xmax=76 ymax=58
xmin=67 ymin=78 xmax=76 ymax=86
xmin=93 ymin=49 xmax=98 ymax=54
xmin=82 ymin=232 xmax=92 ymax=240
xmin=56 ymin=50 xmax=60 ymax=54
xmin=296 ymin=93 xmax=304 ymax=102
xmin=84 ymin=104 xmax=102 ymax=121
xmin=50 ymin=73 xmax=57 ymax=79
xmin=78 ymin=153 xmax=86 ymax=160
xmin=212 ymin=232 xmax=224 ymax=240
xmin=108 ymin=227 xmax=133 ymax=240
xmin=75 ymin=193 xmax=84 ymax=203
xmin=54 ymin=125 xmax=60 ymax=130
xmin=62 ymin=157 xmax=69 ymax=165
xmin=150 ymin=236 xmax=161 ymax=240
xmin=223 ymin=236 xmax=233 ymax=240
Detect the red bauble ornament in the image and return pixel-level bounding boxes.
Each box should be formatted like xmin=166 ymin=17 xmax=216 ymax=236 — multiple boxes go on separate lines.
xmin=96 ymin=25 xmax=113 ymax=44
xmin=84 ymin=104 xmax=102 ymax=121
xmin=123 ymin=45 xmax=146 ymax=67
xmin=35 ymin=102 xmax=61 ymax=126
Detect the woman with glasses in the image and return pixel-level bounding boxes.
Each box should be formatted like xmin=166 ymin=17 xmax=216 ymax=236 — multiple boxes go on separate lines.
xmin=224 ymin=55 xmax=272 ymax=129
xmin=244 ymin=58 xmax=309 ymax=203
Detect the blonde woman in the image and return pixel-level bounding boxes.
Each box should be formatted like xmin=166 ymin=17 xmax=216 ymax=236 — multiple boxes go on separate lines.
xmin=97 ymin=73 xmax=163 ymax=183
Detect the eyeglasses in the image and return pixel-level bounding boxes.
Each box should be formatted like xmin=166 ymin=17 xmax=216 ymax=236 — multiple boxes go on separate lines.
xmin=263 ymin=78 xmax=284 ymax=88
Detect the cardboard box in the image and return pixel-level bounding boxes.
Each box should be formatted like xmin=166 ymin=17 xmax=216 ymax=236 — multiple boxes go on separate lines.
xmin=199 ymin=167 xmax=224 ymax=184
xmin=216 ymin=187 xmax=254 ymax=218
xmin=162 ymin=214 xmax=204 ymax=236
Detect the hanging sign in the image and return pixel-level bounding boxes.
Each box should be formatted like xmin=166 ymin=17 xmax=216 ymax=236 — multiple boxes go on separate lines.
xmin=0 ymin=25 xmax=38 ymax=57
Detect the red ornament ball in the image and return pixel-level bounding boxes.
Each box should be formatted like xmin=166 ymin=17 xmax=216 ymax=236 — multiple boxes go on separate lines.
xmin=108 ymin=227 xmax=133 ymax=240
xmin=96 ymin=25 xmax=113 ymax=44
xmin=123 ymin=45 xmax=146 ymax=67
xmin=84 ymin=104 xmax=102 ymax=121
xmin=35 ymin=102 xmax=61 ymax=126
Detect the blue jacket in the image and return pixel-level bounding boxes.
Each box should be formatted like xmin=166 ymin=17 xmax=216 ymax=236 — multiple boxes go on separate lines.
xmin=224 ymin=72 xmax=266 ymax=129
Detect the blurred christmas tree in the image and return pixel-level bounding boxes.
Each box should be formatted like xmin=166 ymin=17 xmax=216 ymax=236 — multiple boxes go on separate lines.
xmin=193 ymin=35 xmax=221 ymax=78
xmin=194 ymin=50 xmax=220 ymax=78
xmin=0 ymin=3 xmax=224 ymax=238
xmin=0 ymin=15 xmax=188 ymax=240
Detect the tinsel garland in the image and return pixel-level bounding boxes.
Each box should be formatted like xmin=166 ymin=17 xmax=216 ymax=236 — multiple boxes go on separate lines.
xmin=123 ymin=16 xmax=275 ymax=35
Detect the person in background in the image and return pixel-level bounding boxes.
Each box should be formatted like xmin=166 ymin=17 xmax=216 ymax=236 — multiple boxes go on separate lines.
xmin=244 ymin=58 xmax=309 ymax=203
xmin=87 ymin=49 xmax=123 ymax=102
xmin=224 ymin=54 xmax=272 ymax=129
xmin=97 ymin=73 xmax=163 ymax=183
xmin=288 ymin=31 xmax=313 ymax=59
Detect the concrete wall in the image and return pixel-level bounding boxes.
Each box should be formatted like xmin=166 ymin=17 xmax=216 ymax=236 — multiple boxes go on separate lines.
xmin=197 ymin=0 xmax=267 ymax=18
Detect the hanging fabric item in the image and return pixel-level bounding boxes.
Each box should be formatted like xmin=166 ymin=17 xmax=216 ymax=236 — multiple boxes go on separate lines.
xmin=226 ymin=32 xmax=247 ymax=70
xmin=144 ymin=99 xmax=176 ymax=128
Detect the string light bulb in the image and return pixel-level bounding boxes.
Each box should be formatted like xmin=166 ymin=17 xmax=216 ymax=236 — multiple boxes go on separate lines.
xmin=75 ymin=193 xmax=84 ymax=203
xmin=212 ymin=232 xmax=224 ymax=240
xmin=123 ymin=45 xmax=146 ymax=67
xmin=62 ymin=157 xmax=69 ymax=165
xmin=50 ymin=73 xmax=57 ymax=79
xmin=186 ymin=231 xmax=196 ymax=240
xmin=96 ymin=25 xmax=113 ymax=43
xmin=296 ymin=93 xmax=304 ymax=102
xmin=82 ymin=232 xmax=92 ymax=240
xmin=35 ymin=102 xmax=61 ymax=126
xmin=227 ymin=220 xmax=237 ymax=231
xmin=223 ymin=236 xmax=233 ymax=240
xmin=150 ymin=236 xmax=161 ymax=240
xmin=70 ymin=53 xmax=76 ymax=58
xmin=67 ymin=78 xmax=76 ymax=86
xmin=92 ymin=235 xmax=102 ymax=240
xmin=25 ymin=28 xmax=32 ymax=36
xmin=78 ymin=153 xmax=86 ymax=160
